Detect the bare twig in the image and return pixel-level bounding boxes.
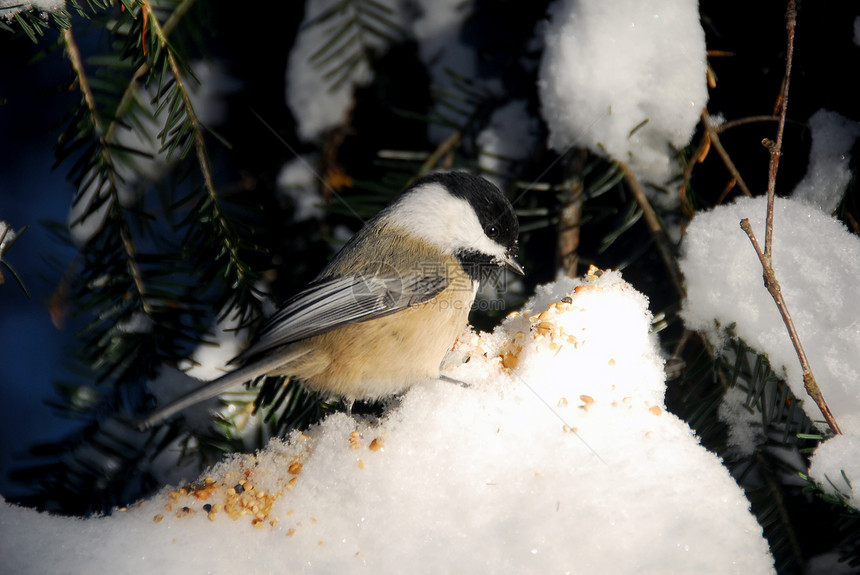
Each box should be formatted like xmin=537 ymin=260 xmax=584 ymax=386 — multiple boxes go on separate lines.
xmin=419 ymin=130 xmax=462 ymax=174
xmin=713 ymin=115 xmax=781 ymax=133
xmin=702 ymin=112 xmax=753 ymax=198
xmin=681 ymin=110 xmax=755 ymax=216
xmin=739 ymin=220 xmax=841 ymax=434
xmin=618 ymin=162 xmax=684 ymax=298
xmin=738 ymin=0 xmax=840 ymax=435
xmin=764 ymin=2 xmax=797 ymax=258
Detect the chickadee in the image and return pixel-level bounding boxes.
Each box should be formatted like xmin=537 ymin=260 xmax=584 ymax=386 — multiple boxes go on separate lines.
xmin=136 ymin=171 xmax=522 ymax=429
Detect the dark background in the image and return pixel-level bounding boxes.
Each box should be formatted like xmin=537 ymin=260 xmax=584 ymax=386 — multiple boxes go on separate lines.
xmin=1 ymin=1 xmax=859 ymax=572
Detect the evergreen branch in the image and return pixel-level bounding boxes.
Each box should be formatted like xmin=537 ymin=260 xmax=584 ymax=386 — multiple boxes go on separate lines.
xmin=104 ymin=0 xmax=197 ymax=143
xmin=419 ymin=130 xmax=462 ymax=174
xmin=2 ymin=4 xmax=71 ymax=40
xmin=304 ymin=0 xmax=402 ymax=93
xmin=142 ymin=0 xmax=254 ymax=294
xmin=754 ymin=451 xmax=805 ymax=569
xmin=63 ymin=25 xmax=152 ymax=313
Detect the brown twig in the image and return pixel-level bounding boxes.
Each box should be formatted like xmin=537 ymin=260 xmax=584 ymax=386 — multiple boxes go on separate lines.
xmin=702 ymin=112 xmax=753 ymax=198
xmin=558 ymin=149 xmax=587 ymax=277
xmin=712 ymin=115 xmax=781 ymax=133
xmin=738 ymin=0 xmax=840 ymax=435
xmin=419 ymin=130 xmax=462 ymax=174
xmin=618 ymin=162 xmax=684 ymax=298
xmin=681 ymin=110 xmax=756 ymax=216
xmin=738 ymin=220 xmax=841 ymax=435
xmin=764 ymin=3 xmax=797 ymax=259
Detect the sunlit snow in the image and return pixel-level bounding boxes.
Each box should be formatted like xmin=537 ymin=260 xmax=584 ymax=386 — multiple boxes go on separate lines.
xmin=680 ymin=110 xmax=860 ymax=512
xmin=0 ymin=270 xmax=774 ymax=574
xmin=538 ymin=0 xmax=707 ymax=190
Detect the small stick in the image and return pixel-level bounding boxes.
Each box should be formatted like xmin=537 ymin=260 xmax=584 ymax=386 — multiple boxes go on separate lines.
xmin=558 ymin=150 xmax=587 ymax=277
xmin=738 ymin=1 xmax=839 ymax=435
xmin=702 ymin=114 xmax=753 ymax=198
xmin=739 ymin=219 xmax=841 ymax=435
xmin=618 ymin=162 xmax=684 ymax=298
xmin=764 ymin=1 xmax=797 ymax=259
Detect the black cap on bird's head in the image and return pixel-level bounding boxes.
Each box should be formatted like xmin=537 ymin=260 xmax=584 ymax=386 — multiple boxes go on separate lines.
xmin=403 ymin=171 xmax=523 ymax=277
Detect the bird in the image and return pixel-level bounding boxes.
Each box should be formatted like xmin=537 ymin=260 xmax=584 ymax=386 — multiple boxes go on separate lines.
xmin=135 ymin=170 xmax=522 ymax=429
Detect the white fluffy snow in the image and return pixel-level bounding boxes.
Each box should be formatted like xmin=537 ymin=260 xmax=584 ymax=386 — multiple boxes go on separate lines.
xmin=0 ymin=270 xmax=774 ymax=574
xmin=680 ymin=109 xmax=860 ymax=511
xmin=277 ymin=156 xmax=326 ymax=221
xmin=0 ymin=0 xmax=64 ymax=18
xmin=286 ymin=0 xmax=385 ymax=142
xmin=792 ymin=109 xmax=860 ymax=214
xmin=808 ymin=434 xmax=860 ymax=510
xmin=538 ymin=0 xmax=708 ymax=189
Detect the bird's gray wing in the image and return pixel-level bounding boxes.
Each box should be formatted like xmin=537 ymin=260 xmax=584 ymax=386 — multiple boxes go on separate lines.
xmin=238 ymin=270 xmax=450 ymax=360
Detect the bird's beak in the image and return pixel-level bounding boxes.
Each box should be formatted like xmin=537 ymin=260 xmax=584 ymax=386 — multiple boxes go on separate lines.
xmin=503 ymin=250 xmax=524 ymax=276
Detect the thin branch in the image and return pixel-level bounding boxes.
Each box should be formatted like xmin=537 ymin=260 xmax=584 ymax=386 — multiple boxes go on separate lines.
xmin=737 ymin=0 xmax=839 ymax=435
xmin=764 ymin=1 xmax=797 ymax=259
xmin=51 ymin=2 xmax=196 ymax=327
xmin=105 ymin=0 xmax=197 ymax=143
xmin=679 ymin=130 xmax=707 ymax=216
xmin=682 ymin=110 xmax=755 ymax=217
xmin=618 ymin=162 xmax=684 ymax=298
xmin=419 ymin=129 xmax=462 ymax=174
xmin=558 ymin=149 xmax=587 ymax=277
xmin=739 ymin=219 xmax=841 ymax=435
xmin=713 ymin=115 xmax=781 ymax=133
xmin=703 ymin=113 xmax=753 ymax=198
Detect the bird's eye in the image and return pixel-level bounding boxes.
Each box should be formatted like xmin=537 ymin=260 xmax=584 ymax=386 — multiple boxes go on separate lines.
xmin=485 ymin=224 xmax=499 ymax=238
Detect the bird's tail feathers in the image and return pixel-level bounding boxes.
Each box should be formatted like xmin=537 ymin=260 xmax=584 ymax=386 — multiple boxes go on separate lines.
xmin=133 ymin=347 xmax=310 ymax=430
